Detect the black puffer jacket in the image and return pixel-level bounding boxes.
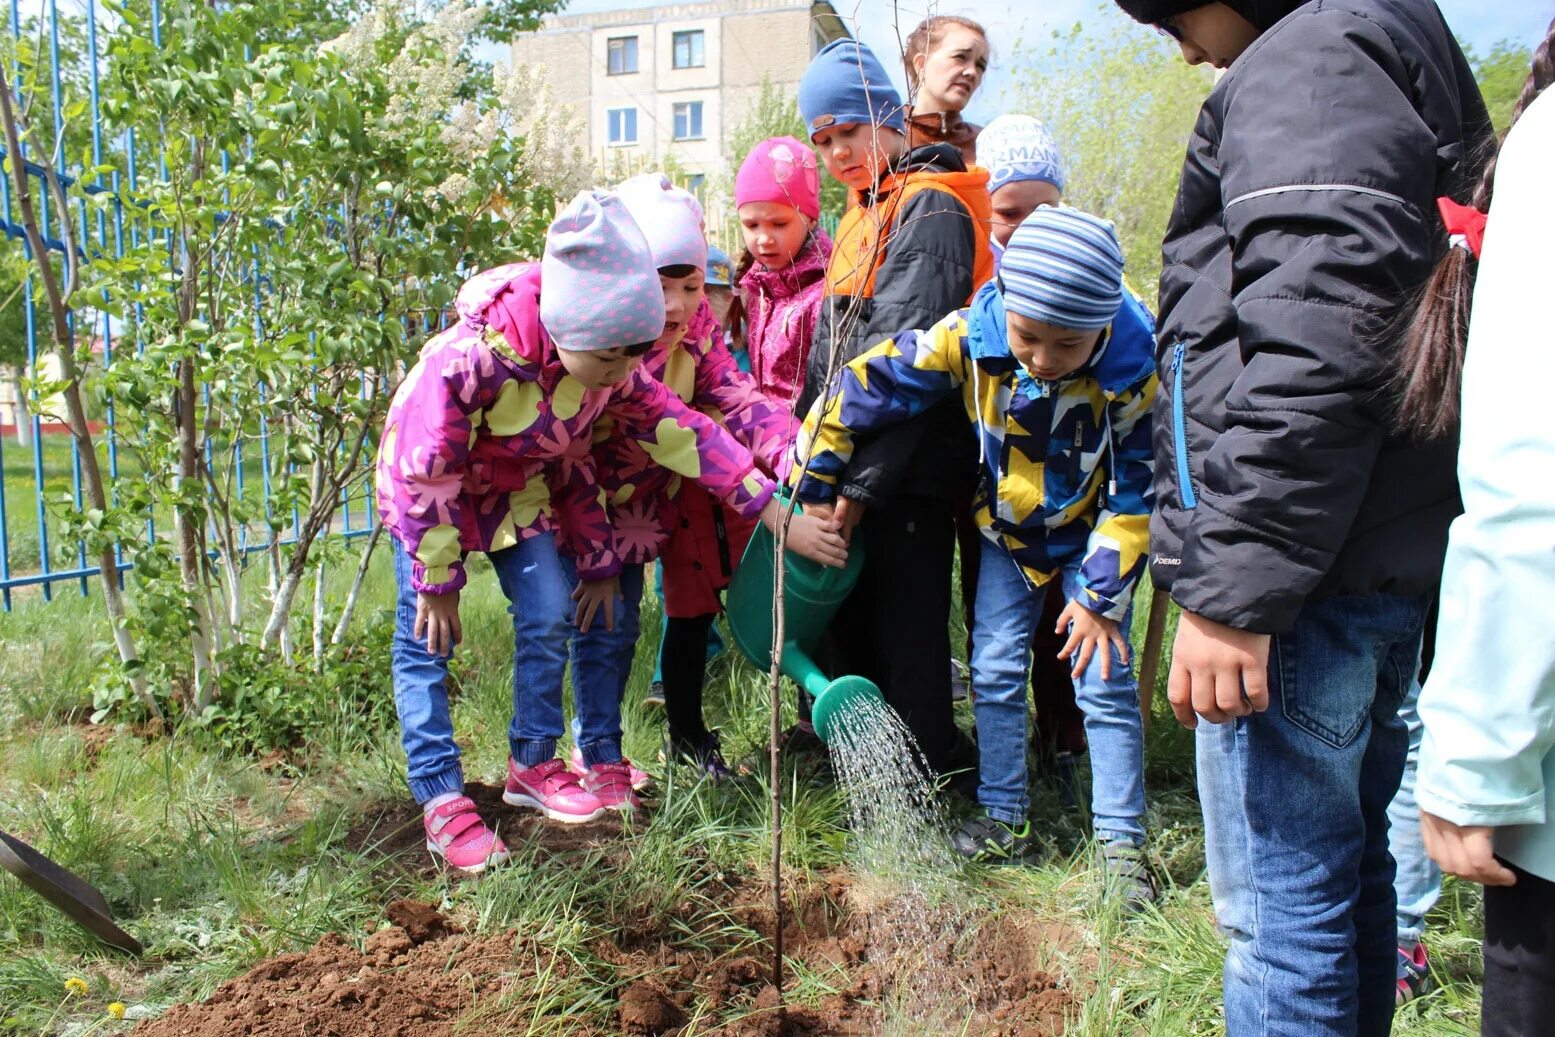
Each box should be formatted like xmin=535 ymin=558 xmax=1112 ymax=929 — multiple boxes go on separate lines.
xmin=798 ymin=143 xmax=981 ymax=507
xmin=1152 ymin=0 xmax=1492 ymax=633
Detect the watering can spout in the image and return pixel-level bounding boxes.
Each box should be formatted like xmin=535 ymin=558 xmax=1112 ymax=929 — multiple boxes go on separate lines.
xmin=726 ymin=499 xmax=883 ymax=744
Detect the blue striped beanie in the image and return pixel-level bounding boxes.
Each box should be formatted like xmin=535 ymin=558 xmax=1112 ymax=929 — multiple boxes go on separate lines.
xmin=1001 ymin=207 xmax=1124 ymax=330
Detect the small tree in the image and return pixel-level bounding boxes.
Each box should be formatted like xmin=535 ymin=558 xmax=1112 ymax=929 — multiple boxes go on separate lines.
xmin=15 ymin=0 xmax=588 ymax=715
xmin=1467 ymin=39 xmax=1534 ymax=133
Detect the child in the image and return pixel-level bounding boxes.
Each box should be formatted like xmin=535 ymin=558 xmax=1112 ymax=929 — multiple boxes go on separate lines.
xmin=565 ymin=174 xmax=819 ymax=781
xmin=966 ymin=112 xmax=1086 ymax=799
xmin=978 ymin=115 xmax=1064 ymax=255
xmin=793 ymin=207 xmax=1158 ymax=910
xmin=378 ymin=190 xmax=844 ymax=871
xmin=791 ymin=38 xmax=993 ymax=776
xmin=730 ymin=136 xmax=832 ymax=410
xmin=902 ymin=16 xmax=989 ymax=165
xmin=704 ymin=245 xmax=744 ymax=363
xmin=1415 ymin=42 xmax=1555 ymax=1036
xmin=1114 ymin=0 xmax=1491 ymax=1030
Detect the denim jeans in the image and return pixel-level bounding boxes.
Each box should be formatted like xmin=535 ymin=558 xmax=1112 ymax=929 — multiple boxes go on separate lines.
xmin=1196 ymin=592 xmax=1427 ymax=1037
xmin=390 ymin=533 xmax=572 ymax=802
xmin=1386 ymin=679 xmax=1441 ymax=949
xmin=970 ymin=541 xmax=1146 ymax=844
xmin=561 ymin=560 xmax=645 ymax=767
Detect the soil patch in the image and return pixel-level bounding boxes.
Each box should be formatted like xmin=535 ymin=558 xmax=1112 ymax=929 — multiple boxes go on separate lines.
xmin=143 ymin=796 xmax=1075 ymax=1036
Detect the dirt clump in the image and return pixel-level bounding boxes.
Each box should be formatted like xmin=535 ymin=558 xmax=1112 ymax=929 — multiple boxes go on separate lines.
xmin=130 ymin=904 xmax=529 ymax=1037
xmin=618 ymin=979 xmax=687 ymax=1035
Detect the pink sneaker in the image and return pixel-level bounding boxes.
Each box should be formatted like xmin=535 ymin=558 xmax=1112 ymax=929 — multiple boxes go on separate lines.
xmin=579 ymin=761 xmax=642 ymax=812
xmin=570 ymin=745 xmax=651 ymax=791
xmin=503 ymin=758 xmax=606 ymax=823
xmin=423 ymin=796 xmax=509 ymax=874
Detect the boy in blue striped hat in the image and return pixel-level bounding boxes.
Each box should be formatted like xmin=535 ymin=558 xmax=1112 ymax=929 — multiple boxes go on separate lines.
xmin=792 ymin=206 xmax=1160 ymax=907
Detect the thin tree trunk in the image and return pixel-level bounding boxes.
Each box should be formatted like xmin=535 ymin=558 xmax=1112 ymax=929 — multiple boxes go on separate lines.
xmin=332 ymin=525 xmax=382 ymax=645
xmin=175 ymin=358 xmax=214 ymax=707
xmin=0 ymin=68 xmax=158 ymax=718
xmin=9 ymin=369 xmax=30 ymax=447
xmin=311 ymin=514 xmax=333 ymax=666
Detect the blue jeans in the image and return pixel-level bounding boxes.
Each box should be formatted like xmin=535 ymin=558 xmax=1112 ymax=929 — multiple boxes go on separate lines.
xmin=1387 ymin=679 xmax=1441 ymax=949
xmin=1197 ymin=593 xmax=1427 ymax=1037
xmin=970 ymin=542 xmax=1146 ymax=844
xmin=561 ymin=561 xmax=645 ymax=766
xmin=390 ymin=534 xmax=573 ymax=802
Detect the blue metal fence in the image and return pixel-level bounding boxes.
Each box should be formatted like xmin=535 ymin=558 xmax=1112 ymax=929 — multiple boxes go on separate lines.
xmin=0 ymin=0 xmax=377 ymax=611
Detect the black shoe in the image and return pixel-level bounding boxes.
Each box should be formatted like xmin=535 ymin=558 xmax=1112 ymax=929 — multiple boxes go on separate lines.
xmin=951 ymin=814 xmax=1038 ymax=864
xmin=666 ymin=730 xmax=733 ymax=781
xmin=1100 ymin=842 xmax=1158 ymax=915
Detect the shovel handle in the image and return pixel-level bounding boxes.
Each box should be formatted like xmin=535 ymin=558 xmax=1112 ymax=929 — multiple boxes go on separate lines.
xmin=1137 ymin=590 xmax=1171 ymax=735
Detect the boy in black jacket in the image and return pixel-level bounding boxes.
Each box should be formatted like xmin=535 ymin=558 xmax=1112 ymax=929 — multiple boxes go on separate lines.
xmin=1114 ymin=2 xmax=1491 ymax=1035
xmin=791 ymin=39 xmax=994 ymax=776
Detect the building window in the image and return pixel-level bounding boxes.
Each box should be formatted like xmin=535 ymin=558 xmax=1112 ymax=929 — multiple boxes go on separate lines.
xmin=673 ymin=101 xmax=704 ymax=141
xmin=607 ymin=36 xmax=638 ymax=75
xmin=607 ymin=107 xmax=638 ymax=146
xmin=672 ymin=30 xmax=704 ymax=69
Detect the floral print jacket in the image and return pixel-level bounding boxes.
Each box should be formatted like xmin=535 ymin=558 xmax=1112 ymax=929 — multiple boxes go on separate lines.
xmin=376 ymin=263 xmax=775 ymax=594
xmin=574 ymin=297 xmax=795 ymax=569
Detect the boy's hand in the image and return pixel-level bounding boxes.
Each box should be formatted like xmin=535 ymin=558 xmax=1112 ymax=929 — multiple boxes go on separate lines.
xmin=571 ymin=576 xmax=620 ymax=634
xmin=414 ymin=589 xmax=462 ymax=657
xmin=832 ymin=498 xmax=865 ymax=544
xmin=1167 ymin=610 xmax=1270 ymax=729
xmin=763 ymin=499 xmax=848 ymax=568
xmin=1421 ymin=812 xmax=1518 ymax=887
xmin=1056 ymin=599 xmax=1129 ymax=681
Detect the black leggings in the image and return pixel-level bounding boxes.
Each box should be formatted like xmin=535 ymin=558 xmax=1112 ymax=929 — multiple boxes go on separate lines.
xmin=661 ymin=612 xmax=717 ymax=748
xmin=1482 ymin=862 xmax=1555 ymax=1037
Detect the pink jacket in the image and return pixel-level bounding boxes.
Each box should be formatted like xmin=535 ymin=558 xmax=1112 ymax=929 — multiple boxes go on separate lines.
xmin=739 ymin=230 xmax=832 ymax=409
xmin=577 ymin=297 xmax=796 ymax=569
xmin=375 ymin=263 xmax=774 ymax=593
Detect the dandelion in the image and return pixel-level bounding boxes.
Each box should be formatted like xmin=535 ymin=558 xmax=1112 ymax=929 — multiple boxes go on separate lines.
xmin=107 ymin=1003 xmax=126 ymax=1020
xmin=64 ymin=977 xmax=89 ymax=997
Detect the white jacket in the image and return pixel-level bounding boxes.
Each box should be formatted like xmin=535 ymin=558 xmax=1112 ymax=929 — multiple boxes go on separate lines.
xmin=1417 ymin=88 xmax=1555 ymax=882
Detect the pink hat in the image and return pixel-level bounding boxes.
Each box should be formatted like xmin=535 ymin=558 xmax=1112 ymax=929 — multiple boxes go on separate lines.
xmin=734 ymin=137 xmax=821 ymax=220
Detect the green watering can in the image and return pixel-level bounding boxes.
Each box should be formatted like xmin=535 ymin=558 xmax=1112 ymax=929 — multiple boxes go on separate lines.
xmin=725 ymin=497 xmax=883 ymax=744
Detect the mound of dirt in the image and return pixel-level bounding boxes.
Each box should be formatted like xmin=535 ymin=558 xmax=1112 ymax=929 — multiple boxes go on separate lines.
xmin=131 ymin=904 xmax=525 ymax=1037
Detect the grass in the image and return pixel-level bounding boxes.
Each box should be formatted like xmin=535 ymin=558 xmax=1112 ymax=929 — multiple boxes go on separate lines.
xmin=0 ymin=558 xmax=1487 ymax=1035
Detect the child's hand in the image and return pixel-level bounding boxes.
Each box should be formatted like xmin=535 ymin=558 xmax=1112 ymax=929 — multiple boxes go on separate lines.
xmin=1166 ymin=611 xmax=1270 ymax=729
xmin=415 ymin=589 xmax=462 ymax=657
xmin=1056 ymin=599 xmax=1130 ymax=681
xmin=832 ymin=498 xmax=864 ymax=545
xmin=763 ymin=499 xmax=848 ymax=568
xmin=571 ymin=576 xmax=620 ymax=634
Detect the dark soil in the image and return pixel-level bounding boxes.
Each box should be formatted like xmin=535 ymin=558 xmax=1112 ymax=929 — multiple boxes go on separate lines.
xmin=135 ymin=789 xmax=1075 ymax=1037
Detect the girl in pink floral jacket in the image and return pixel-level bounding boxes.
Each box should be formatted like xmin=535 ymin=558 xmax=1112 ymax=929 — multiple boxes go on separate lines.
xmin=562 ymin=175 xmax=802 ymax=782
xmin=376 ymin=190 xmax=845 ymax=873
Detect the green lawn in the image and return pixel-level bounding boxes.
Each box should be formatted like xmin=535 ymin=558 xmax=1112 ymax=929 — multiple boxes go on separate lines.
xmin=0 ymin=559 xmax=1488 ymax=1035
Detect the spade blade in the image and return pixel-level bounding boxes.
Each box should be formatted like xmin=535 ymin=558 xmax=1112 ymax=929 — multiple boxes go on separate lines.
xmin=0 ymin=828 xmax=143 ymax=955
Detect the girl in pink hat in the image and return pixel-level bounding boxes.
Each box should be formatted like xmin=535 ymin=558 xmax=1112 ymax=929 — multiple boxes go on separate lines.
xmin=727 ymin=137 xmax=832 ymax=411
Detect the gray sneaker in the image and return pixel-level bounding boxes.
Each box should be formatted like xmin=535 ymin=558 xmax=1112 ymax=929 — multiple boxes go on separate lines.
xmin=643 ymin=681 xmax=665 ymax=708
xmin=1100 ymin=841 xmax=1158 ymax=915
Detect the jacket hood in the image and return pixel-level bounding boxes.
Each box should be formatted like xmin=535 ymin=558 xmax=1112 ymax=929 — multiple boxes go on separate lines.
xmin=740 ymin=228 xmax=832 ymax=302
xmin=1225 ymin=0 xmax=1308 ymax=32
xmin=454 ymin=261 xmax=551 ymax=368
xmin=966 ymin=279 xmax=1155 ymax=393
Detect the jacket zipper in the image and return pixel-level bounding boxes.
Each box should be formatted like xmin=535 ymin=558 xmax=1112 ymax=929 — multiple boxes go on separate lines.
xmin=1171 ymin=342 xmax=1198 ymax=510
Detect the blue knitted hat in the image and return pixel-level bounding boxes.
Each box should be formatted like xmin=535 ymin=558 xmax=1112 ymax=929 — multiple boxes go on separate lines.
xmin=798 ymin=39 xmax=905 ymax=139
xmin=979 ymin=115 xmax=1065 ymax=195
xmin=1001 ymin=207 xmax=1124 ymax=331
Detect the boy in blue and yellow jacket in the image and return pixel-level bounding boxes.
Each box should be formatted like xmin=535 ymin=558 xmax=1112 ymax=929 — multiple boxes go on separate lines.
xmin=793 ymin=208 xmax=1158 ymax=903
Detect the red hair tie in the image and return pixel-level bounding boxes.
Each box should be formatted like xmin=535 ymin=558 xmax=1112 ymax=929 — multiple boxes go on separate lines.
xmin=1437 ymin=197 xmax=1487 ymax=259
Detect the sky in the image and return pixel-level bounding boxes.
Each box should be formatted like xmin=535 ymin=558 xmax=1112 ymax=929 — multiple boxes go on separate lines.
xmin=556 ymin=0 xmax=1555 ymax=123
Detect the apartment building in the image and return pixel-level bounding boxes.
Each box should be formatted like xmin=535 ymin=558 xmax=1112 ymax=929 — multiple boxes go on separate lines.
xmin=512 ymin=0 xmax=851 ymax=186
